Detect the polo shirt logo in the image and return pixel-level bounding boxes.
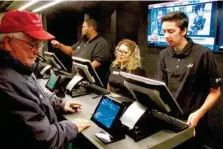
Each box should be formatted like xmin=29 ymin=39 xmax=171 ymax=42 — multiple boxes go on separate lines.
xmin=113 ymin=71 xmax=119 ymax=75
xmin=187 ymin=63 xmax=193 ymax=68
xmin=215 ymin=78 xmax=221 ymax=83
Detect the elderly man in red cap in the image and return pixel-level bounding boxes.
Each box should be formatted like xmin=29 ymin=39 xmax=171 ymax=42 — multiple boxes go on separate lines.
xmin=0 ymin=10 xmax=90 ymax=149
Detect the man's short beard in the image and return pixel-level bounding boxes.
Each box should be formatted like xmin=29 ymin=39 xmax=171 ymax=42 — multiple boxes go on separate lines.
xmin=81 ymin=35 xmax=89 ymax=40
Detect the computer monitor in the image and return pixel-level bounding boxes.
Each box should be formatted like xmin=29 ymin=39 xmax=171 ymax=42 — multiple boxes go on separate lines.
xmin=44 ymin=51 xmax=67 ymax=71
xmin=147 ymin=0 xmax=218 ymax=51
xmin=119 ymin=71 xmax=184 ymax=117
xmin=45 ymin=73 xmax=61 ymax=92
xmin=91 ymin=95 xmax=126 ymax=144
xmin=72 ymin=56 xmax=103 ymax=87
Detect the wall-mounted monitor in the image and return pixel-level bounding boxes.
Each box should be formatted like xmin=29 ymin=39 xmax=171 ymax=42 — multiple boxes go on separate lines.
xmin=147 ymin=0 xmax=218 ymax=51
xmin=217 ymin=2 xmax=223 ymax=52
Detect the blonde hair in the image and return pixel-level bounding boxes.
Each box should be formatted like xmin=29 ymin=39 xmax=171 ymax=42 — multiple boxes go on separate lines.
xmin=112 ymin=39 xmax=141 ymax=72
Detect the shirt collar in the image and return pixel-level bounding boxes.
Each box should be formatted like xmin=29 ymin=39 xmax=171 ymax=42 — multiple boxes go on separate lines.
xmin=169 ymin=37 xmax=194 ymax=58
xmin=88 ymin=34 xmax=100 ymax=43
xmin=83 ymin=34 xmax=100 ymax=43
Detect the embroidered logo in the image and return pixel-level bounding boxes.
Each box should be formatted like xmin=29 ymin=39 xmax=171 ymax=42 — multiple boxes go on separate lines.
xmin=113 ymin=71 xmax=119 ymax=75
xmin=215 ymin=78 xmax=221 ymax=83
xmin=187 ymin=63 xmax=193 ymax=68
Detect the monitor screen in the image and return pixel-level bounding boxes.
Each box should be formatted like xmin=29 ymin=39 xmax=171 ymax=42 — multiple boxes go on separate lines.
xmin=147 ymin=0 xmax=218 ymax=50
xmin=44 ymin=51 xmax=67 ymax=71
xmin=119 ymin=71 xmax=184 ymax=117
xmin=45 ymin=73 xmax=60 ymax=92
xmin=91 ymin=96 xmax=122 ymax=129
xmin=72 ymin=56 xmax=103 ymax=87
xmin=217 ymin=2 xmax=223 ymax=52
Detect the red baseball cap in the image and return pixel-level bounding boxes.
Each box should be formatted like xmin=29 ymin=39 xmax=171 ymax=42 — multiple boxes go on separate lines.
xmin=0 ymin=10 xmax=54 ymax=40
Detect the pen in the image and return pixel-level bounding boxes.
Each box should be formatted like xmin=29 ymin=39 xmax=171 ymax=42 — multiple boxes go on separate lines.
xmin=92 ymin=95 xmax=101 ymax=99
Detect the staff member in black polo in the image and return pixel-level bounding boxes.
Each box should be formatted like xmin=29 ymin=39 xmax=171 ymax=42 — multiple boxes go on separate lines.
xmin=51 ymin=19 xmax=111 ymax=86
xmin=156 ymin=11 xmax=221 ymax=147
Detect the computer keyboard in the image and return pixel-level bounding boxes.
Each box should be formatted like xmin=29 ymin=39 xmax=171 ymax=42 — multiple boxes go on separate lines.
xmin=151 ymin=110 xmax=189 ymax=133
xmin=88 ymin=83 xmax=111 ymax=95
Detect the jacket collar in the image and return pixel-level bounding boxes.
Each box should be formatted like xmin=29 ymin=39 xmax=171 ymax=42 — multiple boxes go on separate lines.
xmin=0 ymin=50 xmax=33 ymax=75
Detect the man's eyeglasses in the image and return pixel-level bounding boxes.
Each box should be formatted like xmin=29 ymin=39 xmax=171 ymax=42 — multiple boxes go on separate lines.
xmin=12 ymin=37 xmax=44 ymax=51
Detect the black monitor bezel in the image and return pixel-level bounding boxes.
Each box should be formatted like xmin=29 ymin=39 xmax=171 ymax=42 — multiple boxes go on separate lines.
xmin=91 ymin=95 xmax=124 ymax=133
xmin=44 ymin=51 xmax=67 ymax=71
xmin=120 ymin=71 xmax=184 ymax=116
xmin=45 ymin=73 xmax=61 ymax=92
xmin=72 ymin=56 xmax=103 ymax=87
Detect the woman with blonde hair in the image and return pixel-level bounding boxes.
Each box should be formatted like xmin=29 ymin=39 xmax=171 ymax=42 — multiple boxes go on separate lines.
xmin=107 ymin=39 xmax=145 ymax=98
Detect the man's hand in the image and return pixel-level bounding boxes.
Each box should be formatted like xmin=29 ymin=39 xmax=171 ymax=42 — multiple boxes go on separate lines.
xmin=187 ymin=109 xmax=204 ymax=127
xmin=187 ymin=109 xmax=204 ymax=136
xmin=73 ymin=118 xmax=91 ymax=132
xmin=63 ymin=101 xmax=82 ymax=113
xmin=51 ymin=40 xmax=61 ymax=49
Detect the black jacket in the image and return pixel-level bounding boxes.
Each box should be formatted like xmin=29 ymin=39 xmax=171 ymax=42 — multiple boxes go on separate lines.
xmin=0 ymin=51 xmax=78 ymax=149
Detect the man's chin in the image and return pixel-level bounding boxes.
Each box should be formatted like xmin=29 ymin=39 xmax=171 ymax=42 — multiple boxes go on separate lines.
xmin=26 ymin=61 xmax=35 ymax=68
xmin=81 ymin=34 xmax=87 ymax=38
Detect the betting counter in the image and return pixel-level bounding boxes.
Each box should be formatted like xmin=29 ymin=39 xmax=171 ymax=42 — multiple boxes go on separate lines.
xmin=38 ymin=79 xmax=194 ymax=149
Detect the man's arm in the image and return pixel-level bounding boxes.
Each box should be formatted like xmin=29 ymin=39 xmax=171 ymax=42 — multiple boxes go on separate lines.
xmin=91 ymin=60 xmax=102 ymax=68
xmin=107 ymin=83 xmax=111 ymax=91
xmin=156 ymin=52 xmax=167 ymax=82
xmin=51 ymin=40 xmax=73 ymax=56
xmin=187 ymin=50 xmax=221 ymax=127
xmin=187 ymin=87 xmax=221 ymax=127
xmin=91 ymin=38 xmax=110 ymax=68
xmin=0 ymin=82 xmax=77 ymax=149
xmin=44 ymin=92 xmax=65 ymax=111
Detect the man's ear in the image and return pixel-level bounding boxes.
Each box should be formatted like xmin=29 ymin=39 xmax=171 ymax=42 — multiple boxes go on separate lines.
xmin=2 ymin=36 xmax=12 ymax=52
xmin=88 ymin=25 xmax=94 ymax=31
xmin=182 ymin=28 xmax=187 ymax=36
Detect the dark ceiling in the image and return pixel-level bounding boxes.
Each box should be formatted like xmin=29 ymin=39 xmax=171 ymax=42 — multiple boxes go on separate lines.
xmin=0 ymin=1 xmax=115 ymax=14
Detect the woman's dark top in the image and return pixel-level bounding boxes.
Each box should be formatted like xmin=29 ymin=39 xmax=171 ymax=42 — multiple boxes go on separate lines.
xmin=108 ymin=66 xmax=146 ymax=99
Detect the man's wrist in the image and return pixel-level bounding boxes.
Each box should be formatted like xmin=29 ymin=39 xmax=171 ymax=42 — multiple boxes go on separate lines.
xmin=197 ymin=108 xmax=206 ymax=118
xmin=58 ymin=43 xmax=63 ymax=49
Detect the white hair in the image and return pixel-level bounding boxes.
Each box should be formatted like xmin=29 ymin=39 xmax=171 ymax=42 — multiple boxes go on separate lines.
xmin=0 ymin=32 xmax=24 ymax=43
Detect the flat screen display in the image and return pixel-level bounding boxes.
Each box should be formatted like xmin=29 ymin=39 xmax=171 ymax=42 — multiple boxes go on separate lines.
xmin=92 ymin=96 xmax=121 ymax=129
xmin=46 ymin=73 xmax=59 ymax=91
xmin=148 ymin=0 xmax=218 ymax=50
xmin=217 ymin=2 xmax=223 ymax=52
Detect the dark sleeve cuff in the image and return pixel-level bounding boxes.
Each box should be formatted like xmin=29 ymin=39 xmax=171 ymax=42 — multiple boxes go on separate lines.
xmin=60 ymin=120 xmax=78 ymax=141
xmin=210 ymin=77 xmax=222 ymax=88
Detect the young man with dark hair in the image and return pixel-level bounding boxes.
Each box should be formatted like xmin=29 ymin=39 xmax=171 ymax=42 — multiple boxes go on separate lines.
xmin=0 ymin=10 xmax=90 ymax=149
xmin=51 ymin=19 xmax=111 ymax=86
xmin=157 ymin=11 xmax=221 ymax=147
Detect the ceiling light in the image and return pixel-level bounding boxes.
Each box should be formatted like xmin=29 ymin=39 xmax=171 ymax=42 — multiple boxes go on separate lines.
xmin=18 ymin=0 xmax=39 ymax=11
xmin=32 ymin=0 xmax=62 ymax=13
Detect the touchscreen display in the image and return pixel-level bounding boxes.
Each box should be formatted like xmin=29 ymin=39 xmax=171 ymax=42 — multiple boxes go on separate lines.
xmin=93 ymin=96 xmax=121 ymax=129
xmin=46 ymin=73 xmax=58 ymax=90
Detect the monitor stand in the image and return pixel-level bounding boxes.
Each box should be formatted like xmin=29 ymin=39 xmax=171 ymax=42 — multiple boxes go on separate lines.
xmin=71 ymin=86 xmax=90 ymax=97
xmin=126 ymin=110 xmax=161 ymax=142
xmin=95 ymin=130 xmax=125 ymax=144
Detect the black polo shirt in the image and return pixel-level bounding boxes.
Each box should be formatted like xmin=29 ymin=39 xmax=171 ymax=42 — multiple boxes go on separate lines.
xmin=71 ymin=35 xmax=111 ymax=86
xmin=157 ymin=38 xmax=221 ymax=115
